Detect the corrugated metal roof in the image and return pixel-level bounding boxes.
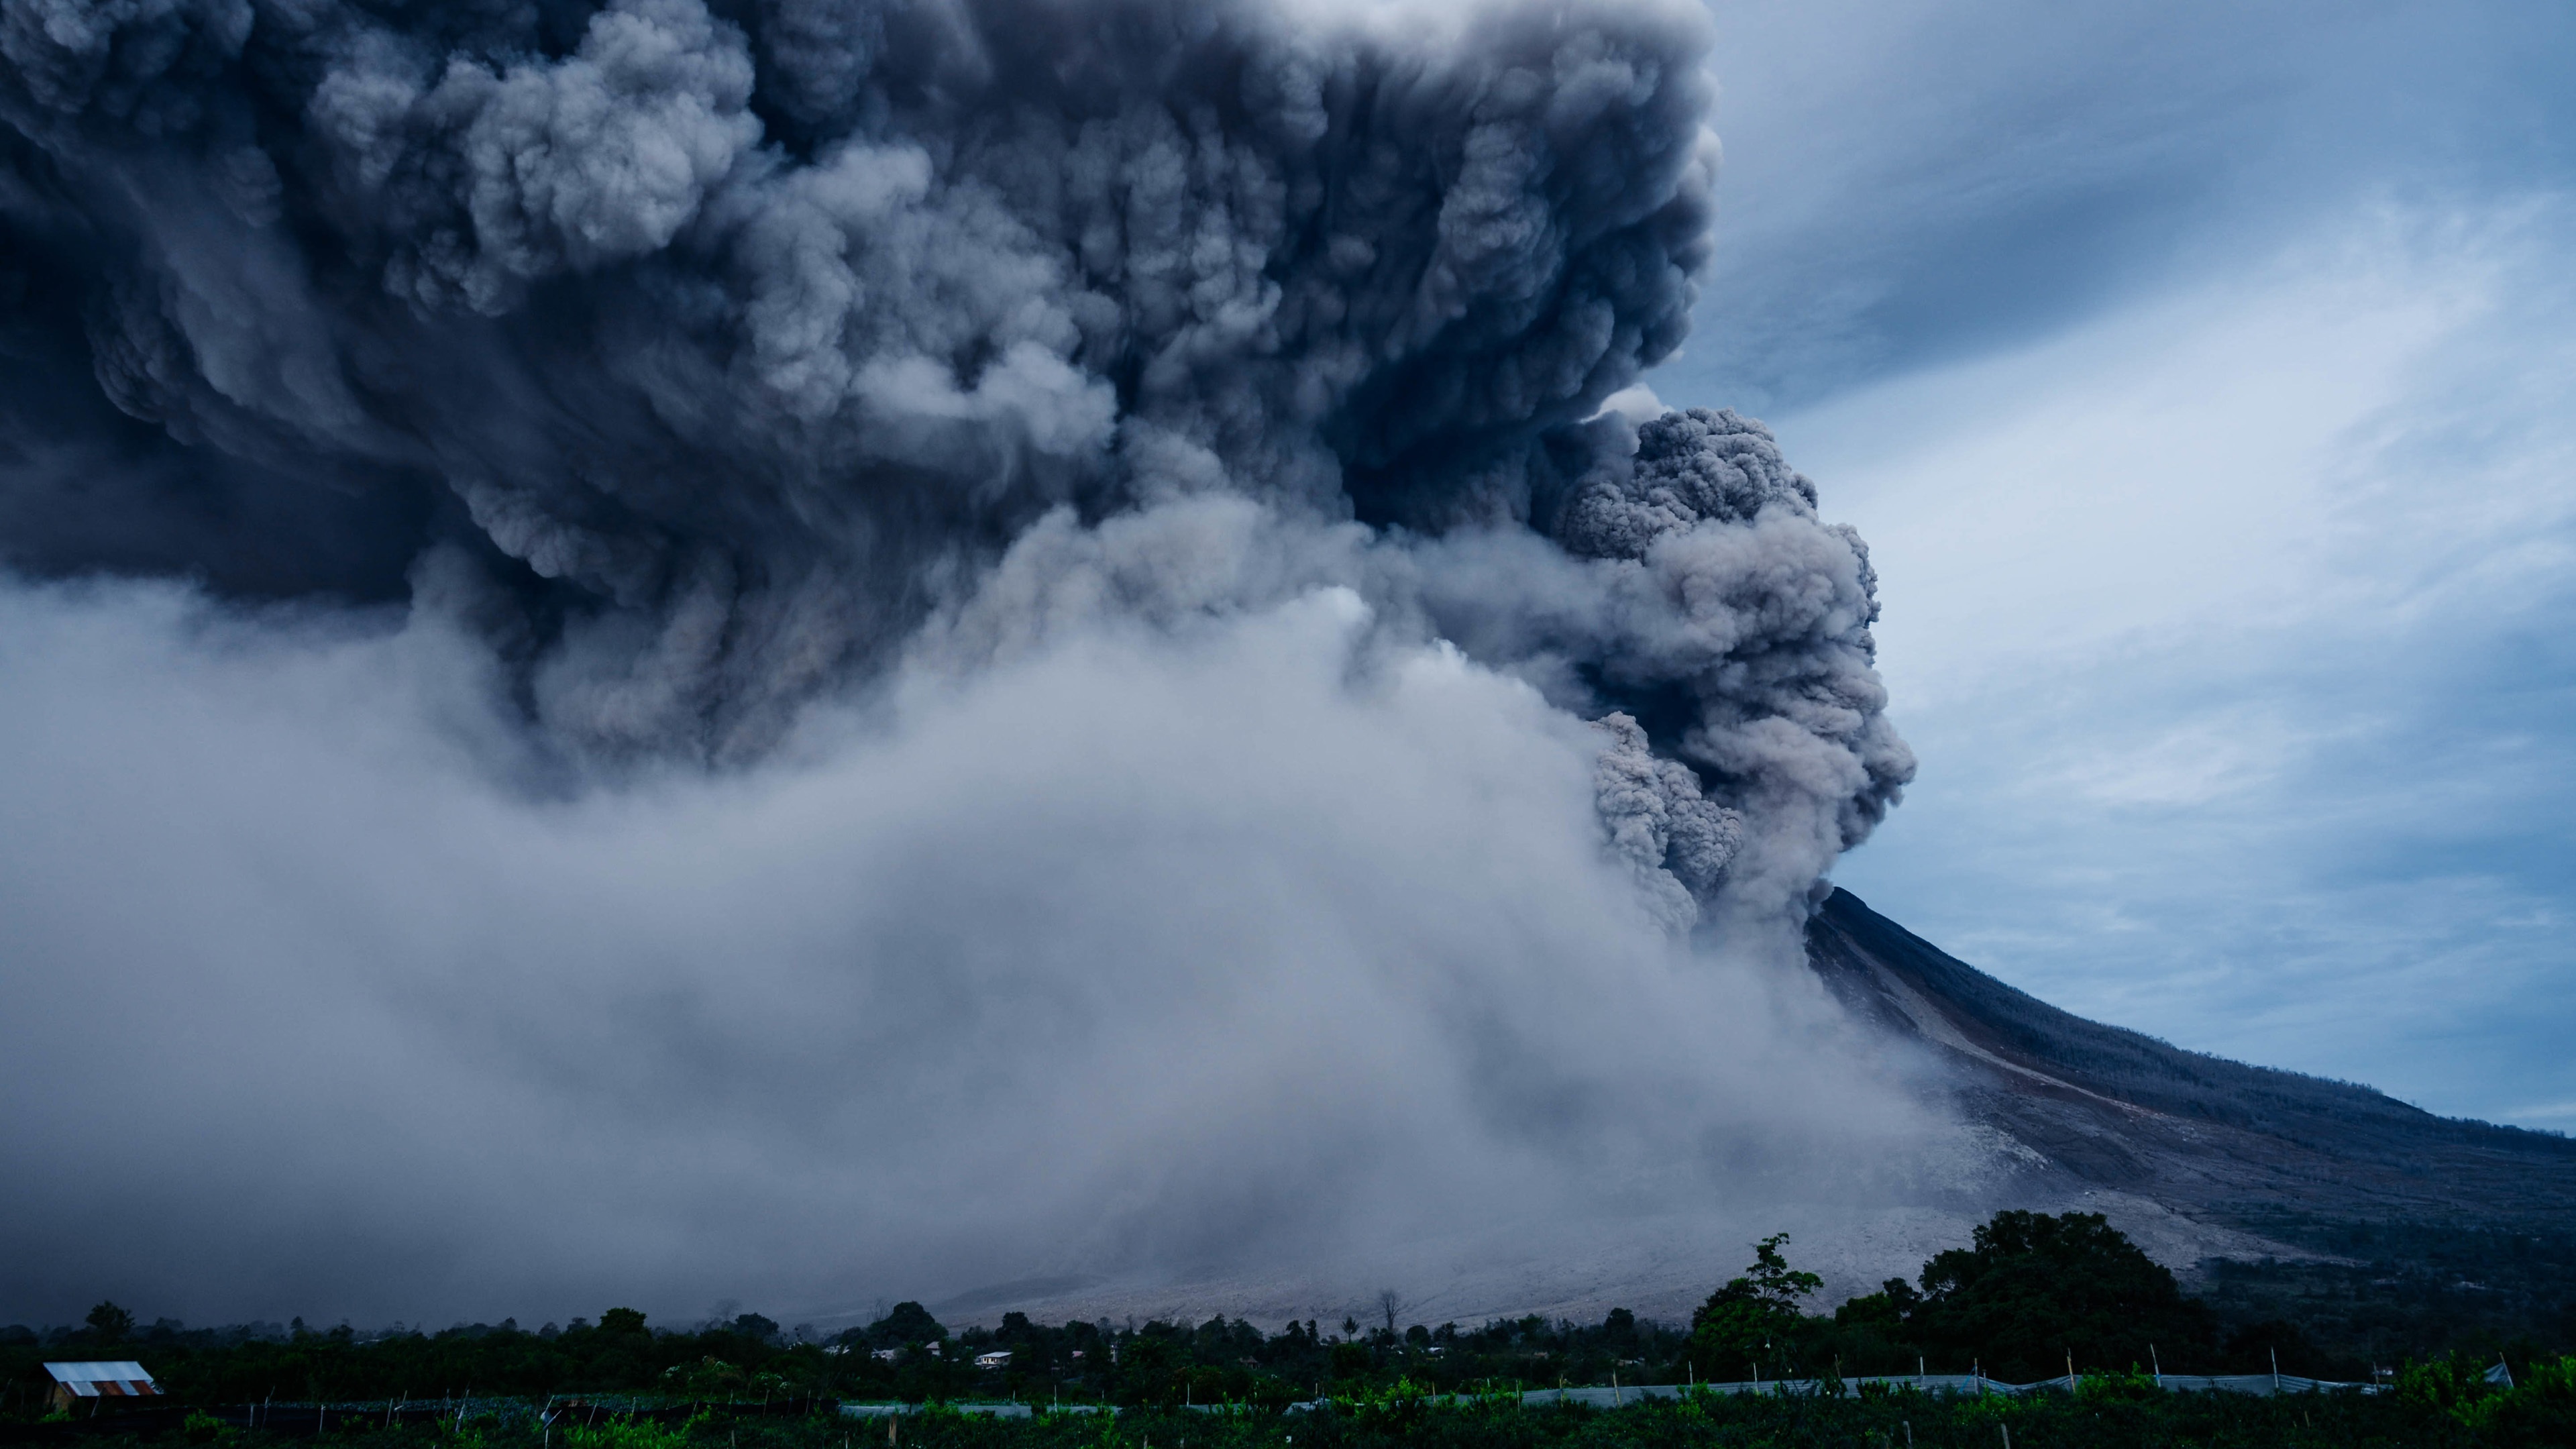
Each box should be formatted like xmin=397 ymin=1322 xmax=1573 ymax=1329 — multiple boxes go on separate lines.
xmin=44 ymin=1362 xmax=158 ymax=1397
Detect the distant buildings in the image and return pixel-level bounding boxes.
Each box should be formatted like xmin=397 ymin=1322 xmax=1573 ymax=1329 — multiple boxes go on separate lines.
xmin=973 ymin=1351 xmax=1011 ymax=1370
xmin=44 ymin=1362 xmax=160 ymax=1412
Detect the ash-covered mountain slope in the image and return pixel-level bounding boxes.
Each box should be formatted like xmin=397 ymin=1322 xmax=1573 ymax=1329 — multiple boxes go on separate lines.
xmin=831 ymin=893 xmax=2573 ymax=1334
xmin=1808 ymin=888 xmax=2576 ymax=1228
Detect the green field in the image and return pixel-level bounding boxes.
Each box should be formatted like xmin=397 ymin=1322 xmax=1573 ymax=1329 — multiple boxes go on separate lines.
xmin=12 ymin=1376 xmax=2576 ymax=1449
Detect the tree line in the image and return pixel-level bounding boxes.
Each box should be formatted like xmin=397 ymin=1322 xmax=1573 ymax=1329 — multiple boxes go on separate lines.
xmin=7 ymin=1210 xmax=2567 ymax=1417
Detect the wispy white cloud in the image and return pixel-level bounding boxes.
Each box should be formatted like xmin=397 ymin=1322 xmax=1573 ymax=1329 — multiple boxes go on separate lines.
xmin=1758 ymin=202 xmax=2576 ymax=1125
xmin=1679 ymin=0 xmax=2576 ymax=411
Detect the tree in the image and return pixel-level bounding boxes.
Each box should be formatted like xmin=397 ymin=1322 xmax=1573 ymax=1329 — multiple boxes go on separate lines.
xmin=867 ymin=1302 xmax=946 ymax=1347
xmin=1833 ymin=1279 xmax=1921 ymax=1334
xmin=1375 ymin=1290 xmax=1408 ymax=1336
xmin=667 ymin=1356 xmax=746 ymax=1397
xmin=1904 ymin=1210 xmax=2214 ymax=1381
xmin=1688 ymin=1234 xmax=1820 ymax=1376
xmin=85 ymin=1303 xmax=133 ymax=1344
xmin=1825 ymin=1277 xmax=1929 ymax=1375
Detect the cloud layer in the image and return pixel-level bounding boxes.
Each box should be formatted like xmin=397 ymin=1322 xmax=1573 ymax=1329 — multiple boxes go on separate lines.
xmin=1790 ymin=203 xmax=2576 ymax=1128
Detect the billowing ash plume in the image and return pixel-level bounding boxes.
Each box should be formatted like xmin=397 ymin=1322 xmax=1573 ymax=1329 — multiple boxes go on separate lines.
xmin=0 ymin=0 xmax=1958 ymax=1326
xmin=0 ymin=0 xmax=1902 ymax=918
xmin=1543 ymin=407 xmax=1913 ymax=927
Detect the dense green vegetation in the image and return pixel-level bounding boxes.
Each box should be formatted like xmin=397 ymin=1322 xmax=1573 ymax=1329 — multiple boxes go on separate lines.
xmin=1796 ymin=1212 xmax=2218 ymax=1383
xmin=7 ymin=1210 xmax=2570 ymax=1445
xmin=9 ymin=1371 xmax=2576 ymax=1449
xmin=1674 ymin=1210 xmax=2565 ymax=1387
xmin=2190 ymin=1214 xmax=2576 ymax=1375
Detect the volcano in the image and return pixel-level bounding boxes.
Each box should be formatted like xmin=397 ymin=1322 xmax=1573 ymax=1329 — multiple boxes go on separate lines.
xmin=1807 ymin=888 xmax=2576 ymax=1233
xmin=914 ymin=892 xmax=2576 ymax=1332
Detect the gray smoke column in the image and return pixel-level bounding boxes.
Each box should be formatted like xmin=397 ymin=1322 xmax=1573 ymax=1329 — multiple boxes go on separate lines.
xmin=0 ymin=0 xmax=1932 ymax=1322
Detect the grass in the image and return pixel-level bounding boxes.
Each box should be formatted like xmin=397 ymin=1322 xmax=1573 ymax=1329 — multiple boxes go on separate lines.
xmin=18 ymin=1384 xmax=2551 ymax=1449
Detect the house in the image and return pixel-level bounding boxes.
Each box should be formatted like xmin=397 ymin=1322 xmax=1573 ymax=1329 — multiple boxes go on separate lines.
xmin=973 ymin=1350 xmax=1011 ymax=1370
xmin=44 ymin=1362 xmax=160 ymax=1412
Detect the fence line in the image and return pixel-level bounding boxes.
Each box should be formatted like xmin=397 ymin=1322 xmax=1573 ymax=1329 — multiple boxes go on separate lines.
xmin=833 ymin=1371 xmax=2387 ymax=1419
xmin=1497 ymin=1373 xmax=2384 ymax=1404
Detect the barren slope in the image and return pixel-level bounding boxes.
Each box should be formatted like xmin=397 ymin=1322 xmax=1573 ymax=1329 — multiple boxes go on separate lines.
xmin=1807 ymin=887 xmax=2576 ymax=1227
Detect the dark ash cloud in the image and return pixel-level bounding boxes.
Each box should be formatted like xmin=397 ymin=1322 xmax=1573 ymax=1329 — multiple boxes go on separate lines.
xmin=6 ymin=0 xmax=1723 ymax=756
xmin=0 ymin=0 xmax=1940 ymax=1326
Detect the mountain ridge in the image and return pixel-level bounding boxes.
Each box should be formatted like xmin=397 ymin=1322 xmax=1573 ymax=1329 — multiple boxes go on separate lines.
xmin=1807 ymin=886 xmax=2576 ymax=1228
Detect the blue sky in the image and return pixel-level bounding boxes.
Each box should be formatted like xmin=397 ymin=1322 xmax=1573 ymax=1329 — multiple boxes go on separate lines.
xmin=1654 ymin=0 xmax=2576 ymax=1127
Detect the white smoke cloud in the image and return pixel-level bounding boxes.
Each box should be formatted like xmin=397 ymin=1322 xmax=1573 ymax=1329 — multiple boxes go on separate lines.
xmin=0 ymin=566 xmax=1950 ymax=1326
xmin=0 ymin=0 xmax=1950 ymax=1324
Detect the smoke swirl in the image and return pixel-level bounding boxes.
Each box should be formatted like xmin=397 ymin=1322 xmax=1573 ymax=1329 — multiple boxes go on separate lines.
xmin=0 ymin=0 xmax=1943 ymax=1324
xmin=1 ymin=0 xmax=1908 ymax=924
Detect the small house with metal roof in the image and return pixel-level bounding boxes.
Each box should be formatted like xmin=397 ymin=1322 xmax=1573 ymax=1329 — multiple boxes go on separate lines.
xmin=44 ymin=1362 xmax=161 ymax=1412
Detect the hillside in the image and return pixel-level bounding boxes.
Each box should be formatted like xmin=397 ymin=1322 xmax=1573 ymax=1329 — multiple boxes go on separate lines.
xmin=888 ymin=891 xmax=2576 ymax=1338
xmin=1804 ymin=886 xmax=2576 ymax=1227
